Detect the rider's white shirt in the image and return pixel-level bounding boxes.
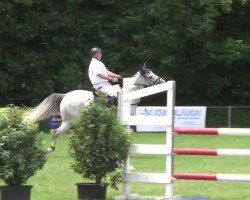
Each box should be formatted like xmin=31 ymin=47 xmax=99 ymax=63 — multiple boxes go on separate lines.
xmin=88 ymin=58 xmax=116 ymax=97
xmin=88 ymin=58 xmax=109 ymax=86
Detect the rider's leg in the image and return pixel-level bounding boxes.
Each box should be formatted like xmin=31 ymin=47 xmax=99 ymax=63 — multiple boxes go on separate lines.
xmin=110 ymin=96 xmax=117 ymax=106
xmin=97 ymin=85 xmax=118 ymax=106
xmin=98 ymin=84 xmax=117 ymax=97
xmin=104 ymin=95 xmax=117 ymax=107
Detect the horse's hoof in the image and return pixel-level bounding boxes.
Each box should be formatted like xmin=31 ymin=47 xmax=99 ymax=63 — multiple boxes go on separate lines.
xmin=47 ymin=146 xmax=55 ymax=152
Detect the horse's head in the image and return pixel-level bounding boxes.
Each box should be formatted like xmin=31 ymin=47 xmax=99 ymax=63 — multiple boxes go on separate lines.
xmin=133 ymin=62 xmax=165 ymax=87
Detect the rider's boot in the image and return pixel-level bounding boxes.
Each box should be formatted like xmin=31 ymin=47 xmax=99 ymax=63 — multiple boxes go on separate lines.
xmin=105 ymin=96 xmax=117 ymax=107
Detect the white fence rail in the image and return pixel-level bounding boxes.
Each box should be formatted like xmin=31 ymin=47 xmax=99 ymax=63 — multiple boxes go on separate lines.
xmin=118 ymin=79 xmax=176 ymax=199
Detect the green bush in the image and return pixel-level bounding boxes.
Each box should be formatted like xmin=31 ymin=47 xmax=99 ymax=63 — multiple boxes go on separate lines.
xmin=0 ymin=105 xmax=47 ymax=186
xmin=69 ymin=100 xmax=130 ymax=188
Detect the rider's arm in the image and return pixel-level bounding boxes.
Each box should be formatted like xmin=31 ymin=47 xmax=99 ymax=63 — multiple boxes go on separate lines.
xmin=107 ymin=71 xmax=121 ymax=79
xmin=97 ymin=73 xmax=117 ymax=82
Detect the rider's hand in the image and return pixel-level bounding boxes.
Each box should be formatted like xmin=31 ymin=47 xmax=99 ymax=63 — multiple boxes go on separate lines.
xmin=116 ymin=75 xmax=122 ymax=79
xmin=111 ymin=78 xmax=118 ymax=82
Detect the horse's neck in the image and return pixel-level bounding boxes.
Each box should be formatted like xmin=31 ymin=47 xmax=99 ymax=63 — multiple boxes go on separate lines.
xmin=123 ymin=77 xmax=140 ymax=91
xmin=122 ymin=77 xmax=141 ymax=105
xmin=121 ymin=77 xmax=141 ymax=116
xmin=104 ymin=77 xmax=142 ymax=97
xmin=112 ymin=84 xmax=122 ymax=93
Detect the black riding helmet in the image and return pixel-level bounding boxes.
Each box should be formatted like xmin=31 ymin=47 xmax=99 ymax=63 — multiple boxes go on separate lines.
xmin=90 ymin=47 xmax=102 ymax=57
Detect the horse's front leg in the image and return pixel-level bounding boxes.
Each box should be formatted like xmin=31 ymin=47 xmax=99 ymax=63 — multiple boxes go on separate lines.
xmin=47 ymin=122 xmax=71 ymax=152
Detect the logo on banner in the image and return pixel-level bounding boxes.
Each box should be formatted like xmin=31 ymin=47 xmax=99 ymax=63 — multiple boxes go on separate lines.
xmin=136 ymin=106 xmax=207 ymax=132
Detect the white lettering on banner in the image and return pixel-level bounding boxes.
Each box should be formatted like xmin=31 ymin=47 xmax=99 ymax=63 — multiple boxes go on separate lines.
xmin=136 ymin=106 xmax=207 ymax=132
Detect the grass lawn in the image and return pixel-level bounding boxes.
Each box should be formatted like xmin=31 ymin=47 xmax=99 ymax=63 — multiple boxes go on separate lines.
xmin=1 ymin=131 xmax=250 ymax=199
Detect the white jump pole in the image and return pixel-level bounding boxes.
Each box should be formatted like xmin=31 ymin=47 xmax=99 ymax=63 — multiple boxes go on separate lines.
xmin=174 ymin=147 xmax=250 ymax=156
xmin=166 ymin=81 xmax=175 ymax=198
xmin=118 ymin=80 xmax=177 ymax=199
xmin=118 ymin=89 xmax=131 ymax=197
xmin=174 ymin=127 xmax=250 ymax=136
xmin=174 ymin=172 xmax=250 ymax=182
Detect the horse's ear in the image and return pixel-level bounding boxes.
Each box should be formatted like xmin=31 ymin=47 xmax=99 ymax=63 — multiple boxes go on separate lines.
xmin=139 ymin=62 xmax=146 ymax=70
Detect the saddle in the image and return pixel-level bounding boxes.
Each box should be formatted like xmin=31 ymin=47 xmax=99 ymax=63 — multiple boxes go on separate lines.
xmin=92 ymin=88 xmax=117 ymax=107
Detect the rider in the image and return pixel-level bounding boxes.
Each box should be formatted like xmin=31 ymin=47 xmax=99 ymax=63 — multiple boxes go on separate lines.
xmin=88 ymin=47 xmax=122 ymax=105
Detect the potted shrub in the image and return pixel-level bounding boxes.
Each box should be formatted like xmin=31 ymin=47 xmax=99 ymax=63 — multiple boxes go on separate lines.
xmin=0 ymin=105 xmax=47 ymax=200
xmin=69 ymin=98 xmax=130 ymax=200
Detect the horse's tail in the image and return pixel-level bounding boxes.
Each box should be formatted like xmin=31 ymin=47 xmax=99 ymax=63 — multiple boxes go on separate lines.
xmin=26 ymin=93 xmax=65 ymax=122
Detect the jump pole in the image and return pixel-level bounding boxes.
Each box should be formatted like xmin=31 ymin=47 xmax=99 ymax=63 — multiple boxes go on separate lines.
xmin=173 ymin=173 xmax=250 ymax=182
xmin=174 ymin=127 xmax=250 ymax=136
xmin=173 ymin=126 xmax=250 ymax=196
xmin=173 ymin=147 xmax=250 ymax=156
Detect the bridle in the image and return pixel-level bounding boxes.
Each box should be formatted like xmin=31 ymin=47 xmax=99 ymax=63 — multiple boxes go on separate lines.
xmin=134 ymin=71 xmax=162 ymax=88
xmin=142 ymin=73 xmax=162 ymax=86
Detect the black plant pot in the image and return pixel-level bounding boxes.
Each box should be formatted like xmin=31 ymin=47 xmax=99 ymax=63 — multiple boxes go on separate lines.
xmin=0 ymin=185 xmax=32 ymax=200
xmin=76 ymin=183 xmax=107 ymax=200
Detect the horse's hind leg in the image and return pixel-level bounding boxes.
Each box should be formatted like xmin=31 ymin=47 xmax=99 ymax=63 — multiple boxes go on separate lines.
xmin=47 ymin=122 xmax=71 ymax=152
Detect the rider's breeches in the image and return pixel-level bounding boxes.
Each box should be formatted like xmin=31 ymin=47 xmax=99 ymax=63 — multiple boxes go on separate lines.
xmin=96 ymin=84 xmax=117 ymax=97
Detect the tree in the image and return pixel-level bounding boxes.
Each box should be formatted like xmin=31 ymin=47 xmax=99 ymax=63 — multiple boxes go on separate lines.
xmin=1 ymin=0 xmax=250 ymax=106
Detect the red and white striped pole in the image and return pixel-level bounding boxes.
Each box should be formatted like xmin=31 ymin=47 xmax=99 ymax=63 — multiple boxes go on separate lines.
xmin=173 ymin=148 xmax=250 ymax=156
xmin=174 ymin=127 xmax=250 ymax=136
xmin=173 ymin=172 xmax=250 ymax=182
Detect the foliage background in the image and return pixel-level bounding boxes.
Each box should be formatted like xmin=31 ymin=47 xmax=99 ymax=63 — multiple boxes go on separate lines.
xmin=1 ymin=0 xmax=250 ymax=106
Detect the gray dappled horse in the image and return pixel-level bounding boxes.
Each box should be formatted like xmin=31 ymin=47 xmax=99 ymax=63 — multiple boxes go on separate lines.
xmin=26 ymin=66 xmax=165 ymax=152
